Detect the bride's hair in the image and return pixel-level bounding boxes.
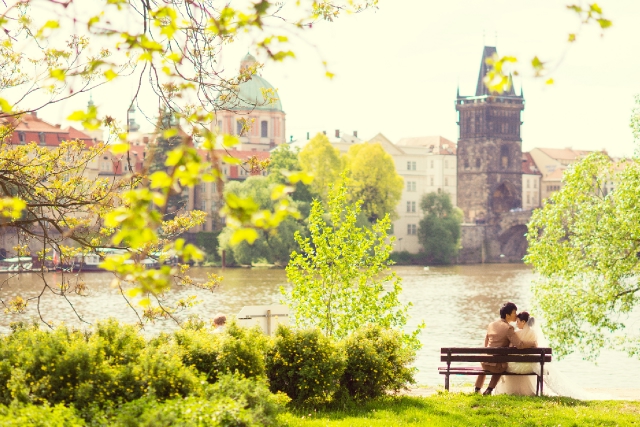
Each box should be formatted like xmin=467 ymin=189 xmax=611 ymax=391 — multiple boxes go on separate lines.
xmin=516 ymin=311 xmax=530 ymax=322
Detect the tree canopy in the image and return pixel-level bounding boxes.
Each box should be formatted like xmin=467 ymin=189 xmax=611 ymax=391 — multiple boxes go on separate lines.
xmin=526 ymin=152 xmax=640 ymax=360
xmin=298 ymin=133 xmax=343 ymax=201
xmin=417 ymin=192 xmax=462 ymax=265
xmin=345 ymin=142 xmax=403 ymax=222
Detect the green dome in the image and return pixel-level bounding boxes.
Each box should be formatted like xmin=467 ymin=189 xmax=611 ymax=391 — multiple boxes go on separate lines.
xmin=230 ymin=74 xmax=283 ymax=112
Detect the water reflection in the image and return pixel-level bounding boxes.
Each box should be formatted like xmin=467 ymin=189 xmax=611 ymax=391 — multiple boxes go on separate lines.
xmin=1 ymin=264 xmax=639 ymax=390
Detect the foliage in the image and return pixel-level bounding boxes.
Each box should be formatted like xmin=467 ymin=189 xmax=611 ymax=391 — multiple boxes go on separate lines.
xmin=417 ymin=192 xmax=463 ymax=265
xmin=219 ymin=177 xmax=306 ymax=266
xmin=0 ymin=403 xmax=85 ymax=427
xmin=267 ymin=144 xmax=313 ymax=203
xmin=172 ymin=321 xmax=270 ymax=383
xmin=284 ymin=179 xmax=417 ymax=341
xmin=111 ymin=375 xmax=286 ymax=427
xmin=265 ymin=326 xmax=345 ymax=404
xmin=195 ymin=231 xmax=221 ymax=261
xmin=389 ymin=251 xmax=428 ymax=266
xmin=0 ymin=0 xmax=372 ymax=325
xmin=279 ymin=394 xmax=640 ymax=427
xmin=526 ymin=152 xmax=640 ymax=360
xmin=339 ymin=325 xmax=416 ymax=400
xmin=299 ymin=133 xmax=344 ymax=201
xmin=345 ymin=142 xmax=404 ymax=222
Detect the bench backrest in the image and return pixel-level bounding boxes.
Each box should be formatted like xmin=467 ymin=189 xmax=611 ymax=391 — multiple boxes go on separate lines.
xmin=441 ymin=347 xmax=552 ymax=364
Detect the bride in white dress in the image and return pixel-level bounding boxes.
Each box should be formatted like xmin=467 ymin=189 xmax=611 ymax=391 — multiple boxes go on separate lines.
xmin=494 ymin=312 xmax=600 ymax=399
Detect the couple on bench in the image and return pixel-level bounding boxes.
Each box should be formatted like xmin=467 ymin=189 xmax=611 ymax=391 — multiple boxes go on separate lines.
xmin=476 ymin=302 xmax=591 ymax=398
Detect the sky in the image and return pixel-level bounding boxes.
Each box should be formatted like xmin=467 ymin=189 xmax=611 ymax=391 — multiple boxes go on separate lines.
xmin=35 ymin=0 xmax=640 ymax=157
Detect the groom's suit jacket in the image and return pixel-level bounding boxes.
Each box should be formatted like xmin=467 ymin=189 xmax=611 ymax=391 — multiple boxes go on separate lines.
xmin=482 ymin=319 xmax=537 ymax=366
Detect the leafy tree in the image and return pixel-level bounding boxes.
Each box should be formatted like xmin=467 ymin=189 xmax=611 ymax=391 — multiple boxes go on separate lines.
xmin=267 ymin=144 xmax=313 ymax=204
xmin=283 ymin=178 xmax=421 ymax=345
xmin=218 ymin=176 xmax=305 ymax=266
xmin=345 ymin=142 xmax=404 ymax=222
xmin=0 ymin=0 xmax=372 ymax=325
xmin=299 ymin=133 xmax=343 ymax=201
xmin=148 ymin=110 xmax=189 ymax=220
xmin=525 ymin=152 xmax=640 ymax=360
xmin=417 ymin=192 xmax=462 ymax=265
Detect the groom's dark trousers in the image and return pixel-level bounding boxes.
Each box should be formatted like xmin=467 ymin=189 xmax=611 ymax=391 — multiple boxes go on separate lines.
xmin=475 ymin=318 xmax=536 ymax=390
xmin=474 ymin=363 xmax=508 ymax=389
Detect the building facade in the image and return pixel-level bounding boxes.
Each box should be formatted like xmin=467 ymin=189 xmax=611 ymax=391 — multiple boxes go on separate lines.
xmin=214 ymin=53 xmax=286 ymax=151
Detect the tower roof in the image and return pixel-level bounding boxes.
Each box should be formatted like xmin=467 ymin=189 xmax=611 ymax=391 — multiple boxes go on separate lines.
xmin=219 ymin=54 xmax=283 ymax=112
xmin=475 ymin=46 xmax=518 ymax=97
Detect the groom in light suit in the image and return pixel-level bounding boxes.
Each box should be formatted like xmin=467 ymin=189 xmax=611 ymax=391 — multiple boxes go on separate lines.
xmin=475 ymin=302 xmax=537 ymax=395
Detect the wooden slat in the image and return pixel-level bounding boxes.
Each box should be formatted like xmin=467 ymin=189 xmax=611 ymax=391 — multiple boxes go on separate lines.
xmin=440 ymin=355 xmax=552 ymax=363
xmin=441 ymin=347 xmax=552 ymax=355
xmin=438 ymin=370 xmax=539 ymax=376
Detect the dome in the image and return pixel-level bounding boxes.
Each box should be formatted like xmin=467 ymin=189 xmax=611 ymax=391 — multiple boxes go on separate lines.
xmin=218 ymin=54 xmax=284 ymax=112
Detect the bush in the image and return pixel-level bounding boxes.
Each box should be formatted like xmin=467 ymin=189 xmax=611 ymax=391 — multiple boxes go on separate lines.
xmin=0 ymin=403 xmax=84 ymax=427
xmin=173 ymin=321 xmax=269 ymax=383
xmin=111 ymin=374 xmax=287 ymax=427
xmin=265 ymin=326 xmax=345 ymax=404
xmin=340 ymin=325 xmax=417 ymax=400
xmin=389 ymin=251 xmax=428 ymax=266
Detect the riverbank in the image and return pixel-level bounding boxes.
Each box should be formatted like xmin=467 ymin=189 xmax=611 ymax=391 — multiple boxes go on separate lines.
xmin=279 ymin=394 xmax=640 ymax=426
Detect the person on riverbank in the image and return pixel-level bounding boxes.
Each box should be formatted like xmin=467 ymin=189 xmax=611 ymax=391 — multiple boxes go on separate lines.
xmin=212 ymin=313 xmax=227 ymax=333
xmin=474 ymin=302 xmax=537 ymax=395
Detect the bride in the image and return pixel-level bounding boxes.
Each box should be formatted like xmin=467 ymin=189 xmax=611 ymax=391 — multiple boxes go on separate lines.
xmin=494 ymin=312 xmax=598 ymax=399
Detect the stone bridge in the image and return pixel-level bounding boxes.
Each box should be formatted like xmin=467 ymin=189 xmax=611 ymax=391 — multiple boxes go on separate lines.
xmin=458 ymin=210 xmax=533 ymax=264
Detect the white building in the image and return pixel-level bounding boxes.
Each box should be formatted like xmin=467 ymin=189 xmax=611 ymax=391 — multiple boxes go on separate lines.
xmin=369 ymin=134 xmax=457 ymax=254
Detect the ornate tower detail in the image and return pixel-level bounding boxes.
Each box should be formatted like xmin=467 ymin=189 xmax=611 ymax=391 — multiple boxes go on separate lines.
xmin=456 ymin=46 xmax=525 ymax=224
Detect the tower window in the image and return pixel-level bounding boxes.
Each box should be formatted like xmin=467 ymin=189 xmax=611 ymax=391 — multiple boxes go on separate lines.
xmin=38 ymin=132 xmax=45 ymax=144
xmin=464 ymin=159 xmax=470 ymax=169
xmin=500 ymin=145 xmax=509 ymax=169
xmin=475 ymin=158 xmax=481 ymax=168
xmin=236 ymin=120 xmax=244 ymax=135
xmin=18 ymin=132 xmax=26 ymax=143
xmin=261 ymin=120 xmax=268 ymax=137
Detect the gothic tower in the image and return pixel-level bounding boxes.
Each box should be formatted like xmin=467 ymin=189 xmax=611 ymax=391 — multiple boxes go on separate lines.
xmin=456 ymin=46 xmax=525 ymax=224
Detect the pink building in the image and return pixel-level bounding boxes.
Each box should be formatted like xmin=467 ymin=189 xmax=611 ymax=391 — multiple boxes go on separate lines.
xmin=214 ymin=53 xmax=286 ymax=151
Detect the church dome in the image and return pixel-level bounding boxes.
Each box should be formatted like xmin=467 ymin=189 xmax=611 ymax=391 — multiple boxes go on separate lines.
xmin=219 ymin=54 xmax=284 ymax=112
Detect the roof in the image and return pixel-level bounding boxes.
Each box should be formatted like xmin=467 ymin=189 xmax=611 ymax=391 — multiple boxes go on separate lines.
xmin=219 ymin=54 xmax=283 ymax=112
xmin=197 ymin=149 xmax=271 ymax=162
xmin=470 ymin=46 xmax=518 ymax=97
xmin=395 ymin=136 xmax=457 ymax=155
xmin=1 ymin=113 xmax=94 ymax=147
xmin=536 ymin=147 xmax=595 ymax=161
xmin=544 ymin=167 xmax=565 ymax=182
xmin=522 ymin=152 xmax=541 ymax=175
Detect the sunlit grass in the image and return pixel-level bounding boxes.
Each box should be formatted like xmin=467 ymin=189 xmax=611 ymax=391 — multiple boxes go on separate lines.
xmin=279 ymin=393 xmax=640 ymax=426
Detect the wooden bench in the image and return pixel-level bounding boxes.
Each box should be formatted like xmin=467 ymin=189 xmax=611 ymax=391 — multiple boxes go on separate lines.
xmin=439 ymin=347 xmax=552 ymax=396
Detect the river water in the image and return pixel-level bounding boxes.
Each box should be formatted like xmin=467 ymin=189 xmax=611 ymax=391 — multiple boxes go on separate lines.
xmin=1 ymin=264 xmax=639 ymax=392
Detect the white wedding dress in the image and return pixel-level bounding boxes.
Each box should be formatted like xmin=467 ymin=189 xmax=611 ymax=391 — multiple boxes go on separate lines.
xmin=493 ymin=318 xmax=601 ymax=399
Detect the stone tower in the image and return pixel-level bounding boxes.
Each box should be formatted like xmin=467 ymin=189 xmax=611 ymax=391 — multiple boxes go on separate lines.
xmin=456 ymin=46 xmax=525 ymax=224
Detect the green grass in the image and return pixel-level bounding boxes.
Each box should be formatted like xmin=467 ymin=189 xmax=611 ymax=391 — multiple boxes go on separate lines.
xmin=279 ymin=393 xmax=640 ymax=426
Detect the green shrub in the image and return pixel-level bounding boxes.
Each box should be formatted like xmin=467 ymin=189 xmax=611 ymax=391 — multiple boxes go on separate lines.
xmin=111 ymin=374 xmax=286 ymax=427
xmin=389 ymin=250 xmax=428 ymax=265
xmin=265 ymin=325 xmax=345 ymax=403
xmin=173 ymin=321 xmax=269 ymax=383
xmin=0 ymin=403 xmax=85 ymax=426
xmin=340 ymin=324 xmax=416 ymax=400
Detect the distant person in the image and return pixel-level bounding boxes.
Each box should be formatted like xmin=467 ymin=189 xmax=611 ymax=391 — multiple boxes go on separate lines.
xmin=212 ymin=313 xmax=227 ymax=333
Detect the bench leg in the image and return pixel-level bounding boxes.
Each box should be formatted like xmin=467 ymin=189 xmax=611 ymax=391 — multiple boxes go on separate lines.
xmin=536 ymin=375 xmax=540 ymax=396
xmin=445 ymin=374 xmax=450 ymax=391
xmin=540 ymin=375 xmax=544 ymax=396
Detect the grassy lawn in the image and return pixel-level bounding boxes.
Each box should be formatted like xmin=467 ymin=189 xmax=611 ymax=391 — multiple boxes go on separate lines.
xmin=279 ymin=393 xmax=640 ymax=427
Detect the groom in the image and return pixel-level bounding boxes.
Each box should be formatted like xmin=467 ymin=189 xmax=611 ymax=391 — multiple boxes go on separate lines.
xmin=474 ymin=302 xmax=537 ymax=395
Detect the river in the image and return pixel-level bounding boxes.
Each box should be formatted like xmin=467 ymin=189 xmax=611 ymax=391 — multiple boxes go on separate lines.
xmin=1 ymin=264 xmax=639 ymax=392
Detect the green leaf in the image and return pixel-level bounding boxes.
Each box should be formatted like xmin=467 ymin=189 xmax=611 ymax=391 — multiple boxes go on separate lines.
xmin=0 ymin=98 xmax=13 ymax=113
xmin=50 ymin=69 xmax=66 ymax=81
xmin=230 ymin=228 xmax=259 ymax=245
xmin=109 ymin=142 xmax=130 ymax=154
xmin=104 ymin=69 xmax=118 ymax=81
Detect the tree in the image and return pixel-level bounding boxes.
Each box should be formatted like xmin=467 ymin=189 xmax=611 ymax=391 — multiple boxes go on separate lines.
xmin=218 ymin=176 xmax=306 ymax=266
xmin=0 ymin=0 xmax=373 ymax=325
xmin=417 ymin=192 xmax=462 ymax=264
xmin=345 ymin=142 xmax=404 ymax=222
xmin=283 ymin=178 xmax=421 ymax=345
xmin=267 ymin=144 xmax=313 ymax=204
xmin=148 ymin=110 xmax=189 ymax=220
xmin=298 ymin=133 xmax=343 ymax=201
xmin=525 ymin=152 xmax=640 ymax=360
